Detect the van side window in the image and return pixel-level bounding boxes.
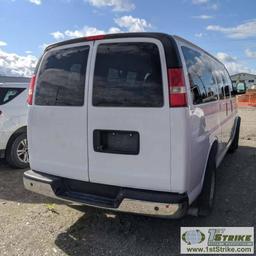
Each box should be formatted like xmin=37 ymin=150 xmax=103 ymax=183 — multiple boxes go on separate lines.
xmin=223 ymin=69 xmax=233 ymax=97
xmin=35 ymin=46 xmax=89 ymax=106
xmin=93 ymin=43 xmax=163 ymax=107
xmin=182 ymin=46 xmax=218 ymax=105
xmin=214 ymin=70 xmax=225 ymax=99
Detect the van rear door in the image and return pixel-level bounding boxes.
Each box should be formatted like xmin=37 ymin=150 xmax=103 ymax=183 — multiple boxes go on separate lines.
xmin=88 ymin=38 xmax=171 ymax=191
xmin=28 ymin=42 xmax=92 ymax=180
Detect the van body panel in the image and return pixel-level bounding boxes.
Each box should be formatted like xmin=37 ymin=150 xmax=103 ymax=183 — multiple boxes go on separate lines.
xmin=28 ymin=106 xmax=89 ymax=180
xmin=169 ymin=108 xmax=191 ymax=193
xmin=173 ymin=36 xmax=235 ymax=195
xmin=87 ymin=38 xmax=172 ymax=191
xmin=28 ymin=42 xmax=93 ymax=181
xmin=26 ymin=33 xmax=240 ymax=215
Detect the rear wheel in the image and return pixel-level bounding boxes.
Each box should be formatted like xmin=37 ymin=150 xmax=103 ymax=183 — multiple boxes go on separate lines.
xmin=197 ymin=150 xmax=216 ymax=217
xmin=6 ymin=133 xmax=29 ymax=169
xmin=228 ymin=117 xmax=241 ymax=153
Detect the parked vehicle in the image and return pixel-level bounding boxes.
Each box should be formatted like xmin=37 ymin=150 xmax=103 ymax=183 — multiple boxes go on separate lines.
xmin=0 ymin=83 xmax=29 ymax=168
xmin=24 ymin=33 xmax=242 ymax=217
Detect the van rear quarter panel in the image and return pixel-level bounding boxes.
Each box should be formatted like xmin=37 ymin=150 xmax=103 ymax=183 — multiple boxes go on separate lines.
xmin=171 ymin=37 xmax=222 ymax=198
xmin=169 ymin=105 xmax=219 ymax=195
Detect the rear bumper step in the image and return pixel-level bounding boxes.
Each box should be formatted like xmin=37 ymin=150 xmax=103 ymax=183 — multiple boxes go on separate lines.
xmin=23 ymin=170 xmax=188 ymax=218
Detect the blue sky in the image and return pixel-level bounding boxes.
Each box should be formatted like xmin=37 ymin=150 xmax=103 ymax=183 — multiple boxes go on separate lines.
xmin=0 ymin=0 xmax=256 ymax=76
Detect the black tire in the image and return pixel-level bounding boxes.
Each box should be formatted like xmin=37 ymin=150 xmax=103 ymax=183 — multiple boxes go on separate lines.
xmin=228 ymin=116 xmax=241 ymax=153
xmin=197 ymin=150 xmax=216 ymax=217
xmin=6 ymin=133 xmax=29 ymax=169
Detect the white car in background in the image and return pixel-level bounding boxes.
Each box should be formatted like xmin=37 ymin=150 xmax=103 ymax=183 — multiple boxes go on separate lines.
xmin=0 ymin=83 xmax=29 ymax=168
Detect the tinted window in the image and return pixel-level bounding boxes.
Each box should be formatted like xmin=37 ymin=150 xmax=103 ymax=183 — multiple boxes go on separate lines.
xmin=93 ymin=43 xmax=163 ymax=107
xmin=35 ymin=46 xmax=89 ymax=106
xmin=0 ymin=88 xmax=25 ymax=105
xmin=182 ymin=46 xmax=218 ymax=105
xmin=223 ymin=69 xmax=233 ymax=97
xmin=213 ymin=69 xmax=225 ymax=99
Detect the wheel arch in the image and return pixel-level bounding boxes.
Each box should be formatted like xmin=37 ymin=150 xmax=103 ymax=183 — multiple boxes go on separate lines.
xmin=187 ymin=137 xmax=219 ymax=205
xmin=6 ymin=126 xmax=27 ymax=154
xmin=200 ymin=138 xmax=218 ymax=189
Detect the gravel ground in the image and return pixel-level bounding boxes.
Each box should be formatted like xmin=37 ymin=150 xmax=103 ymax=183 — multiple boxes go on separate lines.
xmin=0 ymin=108 xmax=255 ymax=256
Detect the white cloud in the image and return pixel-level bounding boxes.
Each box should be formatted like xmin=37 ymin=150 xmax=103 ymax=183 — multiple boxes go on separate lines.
xmin=29 ymin=0 xmax=42 ymax=5
xmin=192 ymin=0 xmax=209 ymax=4
xmin=50 ymin=16 xmax=151 ymax=41
xmin=216 ymin=52 xmax=256 ymax=75
xmin=50 ymin=26 xmax=119 ymax=41
xmin=64 ymin=30 xmax=84 ymax=38
xmin=193 ymin=15 xmax=213 ymax=20
xmin=208 ymin=3 xmax=218 ymax=10
xmin=0 ymin=49 xmax=37 ymax=77
xmin=108 ymin=27 xmax=122 ymax=33
xmin=192 ymin=0 xmax=219 ymax=10
xmin=39 ymin=43 xmax=50 ymax=50
xmin=195 ymin=33 xmax=203 ymax=38
xmin=88 ymin=0 xmax=135 ymax=12
xmin=207 ymin=20 xmax=256 ymax=39
xmin=50 ymin=31 xmax=65 ymax=40
xmin=68 ymin=27 xmax=102 ymax=38
xmin=245 ymin=48 xmax=256 ymax=59
xmin=0 ymin=41 xmax=7 ymax=47
xmin=114 ymin=15 xmax=152 ymax=32
xmin=216 ymin=52 xmax=237 ymax=63
xmin=25 ymin=50 xmax=32 ymax=54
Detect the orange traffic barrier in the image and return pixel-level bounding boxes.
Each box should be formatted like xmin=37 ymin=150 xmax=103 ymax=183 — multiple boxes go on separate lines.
xmin=237 ymin=90 xmax=256 ymax=107
xmin=248 ymin=94 xmax=256 ymax=106
xmin=237 ymin=95 xmax=249 ymax=102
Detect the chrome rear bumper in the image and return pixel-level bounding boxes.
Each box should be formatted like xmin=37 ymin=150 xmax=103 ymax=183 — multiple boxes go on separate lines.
xmin=24 ymin=170 xmax=188 ymax=218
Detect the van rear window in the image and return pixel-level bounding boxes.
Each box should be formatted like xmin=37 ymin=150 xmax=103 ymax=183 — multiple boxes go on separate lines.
xmin=0 ymin=88 xmax=25 ymax=105
xmin=35 ymin=46 xmax=89 ymax=106
xmin=92 ymin=43 xmax=163 ymax=107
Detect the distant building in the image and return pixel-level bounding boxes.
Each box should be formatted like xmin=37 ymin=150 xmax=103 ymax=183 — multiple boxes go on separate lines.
xmin=230 ymin=73 xmax=256 ymax=90
xmin=0 ymin=75 xmax=30 ymax=83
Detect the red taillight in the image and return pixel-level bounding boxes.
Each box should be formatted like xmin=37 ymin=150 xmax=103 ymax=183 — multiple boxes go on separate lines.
xmin=84 ymin=34 xmax=105 ymax=41
xmin=168 ymin=68 xmax=187 ymax=107
xmin=27 ymin=75 xmax=36 ymax=105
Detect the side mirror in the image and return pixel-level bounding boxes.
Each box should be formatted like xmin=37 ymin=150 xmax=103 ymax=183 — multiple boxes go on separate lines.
xmin=234 ymin=82 xmax=246 ymax=95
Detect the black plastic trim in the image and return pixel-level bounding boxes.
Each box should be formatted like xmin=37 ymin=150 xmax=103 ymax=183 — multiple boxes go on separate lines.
xmin=31 ymin=171 xmax=188 ymax=209
xmin=0 ymin=149 xmax=5 ymax=158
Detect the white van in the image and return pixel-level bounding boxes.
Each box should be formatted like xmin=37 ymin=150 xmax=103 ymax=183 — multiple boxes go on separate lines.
xmin=24 ymin=33 xmax=242 ymax=217
xmin=0 ymin=83 xmax=29 ymax=168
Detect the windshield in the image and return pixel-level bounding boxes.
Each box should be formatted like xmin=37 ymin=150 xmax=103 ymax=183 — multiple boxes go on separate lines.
xmin=0 ymin=87 xmax=25 ymax=105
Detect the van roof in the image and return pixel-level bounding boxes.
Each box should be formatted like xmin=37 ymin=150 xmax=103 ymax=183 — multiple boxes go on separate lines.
xmin=43 ymin=32 xmax=226 ymax=72
xmin=45 ymin=32 xmax=182 ymax=69
xmin=46 ymin=32 xmax=171 ymax=50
